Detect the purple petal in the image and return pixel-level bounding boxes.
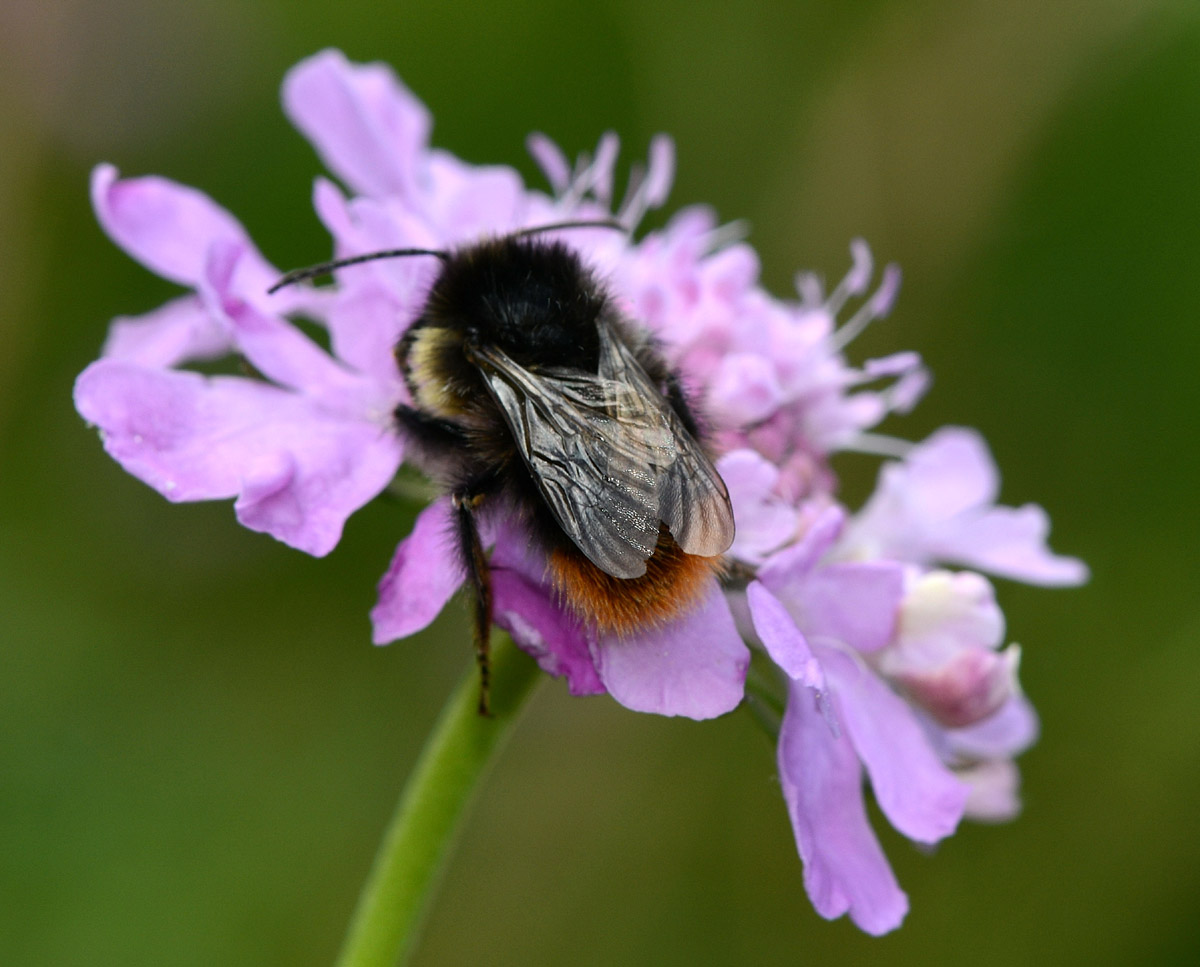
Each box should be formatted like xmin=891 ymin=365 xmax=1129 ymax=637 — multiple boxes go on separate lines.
xmin=91 ymin=164 xmax=279 ymax=301
xmin=759 ymin=512 xmax=903 ymax=656
xmin=935 ymin=504 xmax=1090 ymax=586
xmin=717 ymin=449 xmax=799 ymax=563
xmin=424 ymin=152 xmax=526 ymax=239
xmin=882 ymin=569 xmax=1009 ymax=715
xmin=311 ymin=176 xmax=359 ymax=251
xmin=100 ymin=295 xmax=232 ymax=368
xmin=485 ymin=520 xmax=605 ymax=695
xmin=589 ymin=583 xmax=748 ymax=719
xmin=905 ymin=427 xmax=999 ymax=517
xmin=706 ymin=353 xmax=783 ymax=426
xmin=758 ymin=504 xmax=845 ymax=585
xmin=232 ymin=427 xmax=398 ymax=557
xmin=491 ymin=567 xmax=604 ymax=696
xmin=746 ymin=581 xmax=824 ymax=690
xmin=944 ymin=694 xmax=1040 ymax=760
xmin=198 ymin=242 xmax=377 ymax=410
xmin=74 ymin=360 xmax=402 ymax=556
xmin=958 ymin=760 xmax=1023 ymax=822
xmin=311 ymin=181 xmax=445 ymax=308
xmin=778 ymin=678 xmax=909 ymax=935
xmin=820 ymin=648 xmax=967 ymax=844
xmin=371 ymin=498 xmax=464 ymax=643
xmin=324 ymin=282 xmax=409 ymax=388
xmin=791 ymin=561 xmax=905 ymax=654
xmin=282 ymin=49 xmax=432 ymax=200
xmin=894 ymin=570 xmax=1005 ymax=658
xmin=895 ymin=645 xmax=1018 ymax=729
xmin=705 ymin=244 xmax=761 ymax=304
xmin=841 ymin=426 xmax=1087 ymax=587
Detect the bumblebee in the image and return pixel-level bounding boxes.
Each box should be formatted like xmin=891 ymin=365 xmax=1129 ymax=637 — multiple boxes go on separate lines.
xmin=272 ymin=224 xmax=735 ymax=712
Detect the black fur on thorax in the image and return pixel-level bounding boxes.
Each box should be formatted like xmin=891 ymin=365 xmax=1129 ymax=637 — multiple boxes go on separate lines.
xmin=422 ymin=236 xmax=607 ymax=372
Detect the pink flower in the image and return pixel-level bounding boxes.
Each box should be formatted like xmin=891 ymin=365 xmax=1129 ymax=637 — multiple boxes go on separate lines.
xmin=836 ymin=426 xmax=1090 ymax=585
xmin=77 ymin=164 xmax=401 ymax=557
xmin=75 ymin=49 xmax=1085 ymax=934
xmin=734 ymin=500 xmax=968 ymax=934
xmin=936 ymin=695 xmax=1041 ymax=822
xmin=75 ymin=50 xmax=748 ymax=720
xmin=724 ymin=419 xmax=1080 ymax=931
xmin=880 ymin=570 xmax=1019 ymax=729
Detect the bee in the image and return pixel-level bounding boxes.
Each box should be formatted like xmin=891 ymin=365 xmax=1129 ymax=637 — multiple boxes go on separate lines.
xmin=271 ymin=222 xmax=736 ymax=713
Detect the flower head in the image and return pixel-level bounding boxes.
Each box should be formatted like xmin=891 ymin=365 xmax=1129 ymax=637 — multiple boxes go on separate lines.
xmin=75 ymin=49 xmax=1085 ymax=934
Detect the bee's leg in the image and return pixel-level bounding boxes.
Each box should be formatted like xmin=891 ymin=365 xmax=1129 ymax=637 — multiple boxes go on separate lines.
xmin=451 ymin=486 xmax=494 ymax=716
xmin=393 ymin=404 xmax=499 ymax=712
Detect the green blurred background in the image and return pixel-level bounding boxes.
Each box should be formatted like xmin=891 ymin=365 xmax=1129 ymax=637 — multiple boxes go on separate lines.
xmin=2 ymin=1 xmax=1198 ymax=964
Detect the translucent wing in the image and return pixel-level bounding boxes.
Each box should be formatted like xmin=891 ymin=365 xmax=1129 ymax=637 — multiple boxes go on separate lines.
xmin=471 ymin=323 xmax=735 ymax=579
xmin=593 ymin=324 xmax=736 ymax=562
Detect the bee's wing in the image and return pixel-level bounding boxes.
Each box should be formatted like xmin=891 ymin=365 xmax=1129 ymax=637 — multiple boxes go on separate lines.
xmin=595 ymin=325 xmax=736 ymax=560
xmin=472 ymin=324 xmax=734 ymax=579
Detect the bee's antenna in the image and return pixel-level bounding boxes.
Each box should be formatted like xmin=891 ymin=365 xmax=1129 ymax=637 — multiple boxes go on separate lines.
xmin=268 ymin=220 xmax=627 ymax=295
xmin=267 ymin=247 xmax=450 ymax=295
xmin=509 ymin=218 xmax=628 ymax=240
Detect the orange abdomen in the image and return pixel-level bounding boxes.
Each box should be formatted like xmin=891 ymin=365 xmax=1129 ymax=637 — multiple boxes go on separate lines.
xmin=548 ymin=526 xmax=724 ymax=636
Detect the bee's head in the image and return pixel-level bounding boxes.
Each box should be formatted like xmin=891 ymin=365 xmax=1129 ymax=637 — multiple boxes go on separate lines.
xmin=427 ymin=236 xmax=606 ymax=372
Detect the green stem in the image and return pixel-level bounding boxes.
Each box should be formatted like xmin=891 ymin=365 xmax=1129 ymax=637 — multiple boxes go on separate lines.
xmin=334 ymin=635 xmax=542 ymax=967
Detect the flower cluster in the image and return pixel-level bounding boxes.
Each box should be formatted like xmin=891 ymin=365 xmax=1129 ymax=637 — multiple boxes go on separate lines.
xmin=74 ymin=50 xmax=1086 ymax=935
